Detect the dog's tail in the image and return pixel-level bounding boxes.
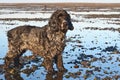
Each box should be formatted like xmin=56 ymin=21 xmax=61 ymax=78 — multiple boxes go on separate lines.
xmin=7 ymin=29 xmax=16 ymax=43
xmin=7 ymin=30 xmax=13 ymax=38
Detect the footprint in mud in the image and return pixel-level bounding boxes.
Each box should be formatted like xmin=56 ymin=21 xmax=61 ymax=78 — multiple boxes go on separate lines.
xmin=102 ymin=45 xmax=120 ymax=54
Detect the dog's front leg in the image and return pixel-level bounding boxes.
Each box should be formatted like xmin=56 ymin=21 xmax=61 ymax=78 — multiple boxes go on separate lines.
xmin=55 ymin=54 xmax=67 ymax=72
xmin=42 ymin=58 xmax=54 ymax=73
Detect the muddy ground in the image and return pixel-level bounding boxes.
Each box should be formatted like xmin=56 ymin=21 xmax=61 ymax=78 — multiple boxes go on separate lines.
xmin=0 ymin=3 xmax=120 ymax=80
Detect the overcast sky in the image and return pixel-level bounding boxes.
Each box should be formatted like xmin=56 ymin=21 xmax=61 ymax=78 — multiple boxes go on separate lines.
xmin=0 ymin=0 xmax=120 ymax=3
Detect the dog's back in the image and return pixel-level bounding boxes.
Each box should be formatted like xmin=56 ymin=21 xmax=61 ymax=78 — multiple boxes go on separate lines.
xmin=7 ymin=25 xmax=35 ymax=41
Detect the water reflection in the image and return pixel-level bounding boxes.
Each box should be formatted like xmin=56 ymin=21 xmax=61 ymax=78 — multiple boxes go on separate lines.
xmin=46 ymin=71 xmax=64 ymax=80
xmin=4 ymin=67 xmax=65 ymax=80
xmin=5 ymin=68 xmax=23 ymax=80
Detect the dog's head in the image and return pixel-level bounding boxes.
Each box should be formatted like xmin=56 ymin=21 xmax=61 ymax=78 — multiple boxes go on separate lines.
xmin=49 ymin=10 xmax=74 ymax=32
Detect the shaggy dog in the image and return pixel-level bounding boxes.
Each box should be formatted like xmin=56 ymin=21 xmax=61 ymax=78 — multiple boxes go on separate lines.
xmin=4 ymin=10 xmax=74 ymax=72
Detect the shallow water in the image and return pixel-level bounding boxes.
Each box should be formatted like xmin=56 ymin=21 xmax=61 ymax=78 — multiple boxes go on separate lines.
xmin=0 ymin=6 xmax=120 ymax=80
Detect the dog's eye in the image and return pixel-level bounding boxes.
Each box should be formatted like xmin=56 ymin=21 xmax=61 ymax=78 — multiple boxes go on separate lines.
xmin=58 ymin=14 xmax=63 ymax=17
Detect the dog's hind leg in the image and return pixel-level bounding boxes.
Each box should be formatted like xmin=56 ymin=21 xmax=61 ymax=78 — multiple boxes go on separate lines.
xmin=4 ymin=44 xmax=26 ymax=69
xmin=13 ymin=49 xmax=26 ymax=67
xmin=5 ymin=50 xmax=26 ymax=69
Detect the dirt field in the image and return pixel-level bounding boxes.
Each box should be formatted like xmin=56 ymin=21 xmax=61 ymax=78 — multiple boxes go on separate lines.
xmin=0 ymin=3 xmax=120 ymax=7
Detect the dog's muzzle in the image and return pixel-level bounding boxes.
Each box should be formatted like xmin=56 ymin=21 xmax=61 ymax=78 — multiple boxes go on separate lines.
xmin=62 ymin=20 xmax=74 ymax=31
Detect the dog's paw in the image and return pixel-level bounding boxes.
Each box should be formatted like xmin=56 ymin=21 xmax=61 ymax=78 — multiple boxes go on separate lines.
xmin=58 ymin=67 xmax=67 ymax=72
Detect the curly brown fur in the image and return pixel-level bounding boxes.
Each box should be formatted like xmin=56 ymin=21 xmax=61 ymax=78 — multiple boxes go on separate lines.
xmin=4 ymin=10 xmax=74 ymax=72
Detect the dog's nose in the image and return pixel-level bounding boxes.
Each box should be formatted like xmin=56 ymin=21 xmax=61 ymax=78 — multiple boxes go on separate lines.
xmin=62 ymin=19 xmax=74 ymax=30
xmin=68 ymin=21 xmax=74 ymax=30
xmin=69 ymin=26 xmax=74 ymax=30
